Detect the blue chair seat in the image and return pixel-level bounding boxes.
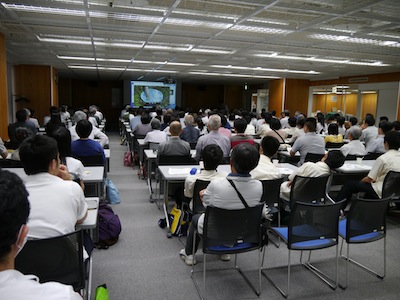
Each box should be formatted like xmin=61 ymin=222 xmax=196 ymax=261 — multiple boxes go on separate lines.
xmin=339 ymin=219 xmax=385 ymax=243
xmin=208 ymin=242 xmax=258 ymax=252
xmin=272 ymin=226 xmax=337 ymax=250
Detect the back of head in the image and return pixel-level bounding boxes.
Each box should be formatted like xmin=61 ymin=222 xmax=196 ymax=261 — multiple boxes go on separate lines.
xmin=261 ymin=136 xmax=280 ymax=158
xmin=184 ymin=114 xmax=194 ymax=126
xmin=16 ymin=109 xmax=27 ymax=122
xmin=348 ymin=126 xmax=362 ymax=140
xmin=141 ymin=114 xmax=151 ymax=124
xmin=0 ymin=170 xmax=30 ymax=261
xmin=169 ymin=121 xmax=182 ymax=136
xmin=283 ymin=110 xmax=290 ymax=117
xmin=270 ymin=118 xmax=281 ymax=130
xmin=220 ymin=114 xmax=228 ymax=127
xmin=337 ymin=116 xmax=345 ymax=126
xmin=48 ymin=126 xmax=72 ymax=158
xmin=328 ymin=123 xmax=339 ymax=135
xmin=364 ymin=115 xmax=375 ymax=126
xmin=297 ymin=118 xmax=305 ymax=128
xmin=19 ymin=135 xmax=58 ymax=175
xmin=380 ymin=116 xmax=389 ymax=122
xmin=349 ymin=116 xmax=358 ymax=126
xmin=233 ymin=118 xmax=247 ymax=133
xmin=202 ymin=144 xmax=223 ymax=170
xmin=230 ymin=143 xmax=259 ymax=174
xmin=208 ymin=114 xmax=221 ymax=131
xmin=15 ymin=127 xmax=32 ymax=143
xmin=379 ymin=121 xmax=394 ymax=134
xmin=76 ymin=119 xmax=92 ymax=139
xmin=73 ymin=110 xmax=88 ymax=124
xmin=324 ymin=150 xmax=345 ymax=169
xmin=151 ymin=118 xmax=161 ymax=130
xmin=288 ymin=117 xmax=297 ymax=127
xmin=393 ymin=120 xmax=400 ymax=131
xmin=305 ymin=117 xmax=317 ymax=132
xmin=384 ymin=131 xmax=400 ymax=150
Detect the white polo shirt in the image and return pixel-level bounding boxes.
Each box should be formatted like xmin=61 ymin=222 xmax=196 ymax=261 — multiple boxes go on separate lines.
xmin=340 ymin=140 xmax=367 ymax=157
xmin=0 ymin=269 xmax=82 ymax=300
xmin=369 ymin=149 xmax=400 ymax=198
xmin=24 ymin=173 xmax=87 ymax=239
xmin=184 ymin=169 xmax=228 ymax=198
xmin=251 ymin=155 xmax=282 ymax=180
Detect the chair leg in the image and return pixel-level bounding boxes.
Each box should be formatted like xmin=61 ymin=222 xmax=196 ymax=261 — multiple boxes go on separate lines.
xmin=339 ymin=236 xmax=386 ymax=290
xmin=235 ymin=252 xmax=261 ymax=296
xmin=262 ymin=249 xmax=290 ymax=298
xmin=300 ymin=246 xmax=338 ymax=290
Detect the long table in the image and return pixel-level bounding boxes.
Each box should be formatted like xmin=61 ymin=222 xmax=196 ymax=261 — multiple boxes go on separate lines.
xmin=77 ymin=197 xmax=99 ymax=241
xmin=157 ymin=163 xmax=298 ymax=237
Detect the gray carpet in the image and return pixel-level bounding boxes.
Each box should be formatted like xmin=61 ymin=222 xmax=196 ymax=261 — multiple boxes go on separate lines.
xmin=91 ymin=132 xmax=400 ymax=300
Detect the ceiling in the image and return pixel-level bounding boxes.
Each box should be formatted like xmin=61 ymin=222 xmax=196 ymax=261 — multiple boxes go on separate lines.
xmin=1 ymin=0 xmax=400 ymax=84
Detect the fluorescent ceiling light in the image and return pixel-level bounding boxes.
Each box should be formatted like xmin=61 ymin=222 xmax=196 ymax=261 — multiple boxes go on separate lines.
xmin=58 ymin=56 xmax=197 ymax=66
xmin=231 ymin=25 xmax=290 ymax=34
xmin=69 ymin=65 xmax=177 ymax=73
xmin=210 ymin=64 xmax=319 ymax=75
xmin=255 ymin=53 xmax=388 ymax=67
xmin=188 ymin=72 xmax=279 ymax=79
xmin=319 ymin=27 xmax=356 ymax=34
xmin=310 ymin=34 xmax=400 ymax=48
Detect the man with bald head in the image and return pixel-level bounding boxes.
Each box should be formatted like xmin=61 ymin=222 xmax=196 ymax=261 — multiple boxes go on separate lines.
xmin=157 ymin=121 xmax=191 ymax=164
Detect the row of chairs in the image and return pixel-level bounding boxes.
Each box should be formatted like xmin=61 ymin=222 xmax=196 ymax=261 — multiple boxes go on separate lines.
xmin=189 ymin=170 xmax=400 ymax=299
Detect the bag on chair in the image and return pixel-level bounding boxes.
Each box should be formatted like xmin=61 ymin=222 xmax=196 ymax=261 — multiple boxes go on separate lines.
xmin=123 ymin=151 xmax=132 ymax=167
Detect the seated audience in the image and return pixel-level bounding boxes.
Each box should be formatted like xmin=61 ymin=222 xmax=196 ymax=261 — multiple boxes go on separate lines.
xmin=195 ymin=114 xmax=231 ymax=161
xmin=290 ymin=118 xmax=325 ymax=166
xmin=218 ymin=115 xmax=232 ymax=138
xmin=230 ymin=118 xmax=254 ymax=148
xmin=0 ymin=137 xmax=7 ymax=159
xmin=10 ymin=128 xmax=32 ymax=161
xmin=180 ymin=143 xmax=263 ymax=265
xmin=288 ymin=118 xmax=305 ymax=144
xmin=180 ymin=114 xmax=200 ymax=144
xmin=264 ymin=118 xmax=288 ymax=143
xmin=70 ymin=110 xmax=109 ymax=148
xmin=0 ymin=169 xmax=83 ymax=299
xmin=280 ymin=150 xmax=345 ymax=200
xmin=144 ymin=118 xmax=168 ymax=144
xmin=340 ymin=126 xmax=366 ymax=157
xmin=344 ymin=116 xmax=358 ymax=139
xmin=336 ymin=131 xmax=400 ymax=206
xmin=45 ymin=107 xmax=65 ymax=135
xmin=365 ymin=121 xmax=394 ymax=154
xmin=19 ymin=135 xmax=88 ymax=240
xmin=251 ymin=136 xmax=282 ymax=180
xmin=8 ymin=109 xmax=35 ymax=149
xmin=280 ymin=110 xmax=290 ymax=129
xmin=133 ymin=113 xmax=152 ymax=137
xmin=337 ymin=116 xmax=346 ymax=136
xmin=283 ymin=117 xmax=297 ymax=137
xmin=243 ymin=114 xmax=256 ymax=135
xmin=71 ymin=120 xmax=105 ymax=163
xmin=256 ymin=112 xmax=273 ymax=137
xmin=184 ymin=144 xmax=228 ymax=202
xmin=25 ymin=108 xmax=40 ymax=130
xmin=324 ymin=123 xmax=344 ymax=144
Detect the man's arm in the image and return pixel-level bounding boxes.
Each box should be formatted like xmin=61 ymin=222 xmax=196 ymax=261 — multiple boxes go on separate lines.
xmin=93 ymin=127 xmax=109 ymax=147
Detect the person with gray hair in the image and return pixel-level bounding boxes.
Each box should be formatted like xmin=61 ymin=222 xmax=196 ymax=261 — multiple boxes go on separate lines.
xmin=69 ymin=110 xmax=109 ymax=147
xmin=143 ymin=118 xmax=168 ymax=144
xmin=340 ymin=126 xmax=366 ymax=157
xmin=180 ymin=114 xmax=200 ymax=144
xmin=195 ymin=114 xmax=231 ymax=161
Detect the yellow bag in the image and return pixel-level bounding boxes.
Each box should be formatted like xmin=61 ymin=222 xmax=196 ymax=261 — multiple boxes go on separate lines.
xmin=170 ymin=204 xmax=182 ymax=235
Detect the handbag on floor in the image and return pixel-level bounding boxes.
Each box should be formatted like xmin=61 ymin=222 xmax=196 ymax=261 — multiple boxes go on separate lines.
xmin=95 ymin=284 xmax=109 ymax=300
xmin=158 ymin=204 xmax=190 ymax=237
xmin=105 ymin=178 xmax=121 ymax=204
xmin=96 ymin=203 xmax=122 ymax=249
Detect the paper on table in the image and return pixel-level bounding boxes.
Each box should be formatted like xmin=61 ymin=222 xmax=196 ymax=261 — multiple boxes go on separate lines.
xmin=168 ymin=168 xmax=193 ymax=175
xmin=341 ymin=164 xmax=371 ymax=170
xmin=278 ymin=168 xmax=294 ymax=175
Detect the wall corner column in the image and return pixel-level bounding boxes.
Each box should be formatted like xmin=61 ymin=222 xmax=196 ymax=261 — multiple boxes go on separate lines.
xmin=0 ymin=33 xmax=8 ymax=140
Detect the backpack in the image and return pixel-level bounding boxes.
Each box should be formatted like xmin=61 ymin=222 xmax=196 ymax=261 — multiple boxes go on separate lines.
xmin=123 ymin=151 xmax=132 ymax=167
xmin=158 ymin=204 xmax=190 ymax=237
xmin=96 ymin=203 xmax=122 ymax=249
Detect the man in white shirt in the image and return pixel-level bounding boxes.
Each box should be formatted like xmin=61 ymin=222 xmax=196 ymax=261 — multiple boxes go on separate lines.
xmin=70 ymin=110 xmax=109 ymax=148
xmin=336 ymin=131 xmax=400 ymax=206
xmin=180 ymin=143 xmax=263 ymax=265
xmin=280 ymin=110 xmax=290 ymax=129
xmin=19 ymin=135 xmax=88 ymax=240
xmin=251 ymin=136 xmax=282 ymax=180
xmin=361 ymin=116 xmax=378 ymax=147
xmin=184 ymin=144 xmax=227 ymax=201
xmin=280 ymin=150 xmax=345 ymax=200
xmin=365 ymin=121 xmax=393 ymax=154
xmin=340 ymin=126 xmax=366 ymax=157
xmin=143 ymin=118 xmax=168 ymax=144
xmin=0 ymin=169 xmax=82 ymax=300
xmin=290 ymin=118 xmax=325 ymax=166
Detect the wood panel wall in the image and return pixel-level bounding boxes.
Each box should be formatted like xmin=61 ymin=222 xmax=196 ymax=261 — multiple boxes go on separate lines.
xmin=51 ymin=67 xmax=58 ymax=107
xmin=13 ymin=65 xmax=52 ymax=128
xmin=224 ymin=85 xmax=245 ymax=111
xmin=361 ymin=93 xmax=377 ymax=118
xmin=181 ymin=84 xmax=225 ymax=112
xmin=0 ymin=33 xmax=7 ymax=140
xmin=312 ymin=93 xmax=358 ymax=115
xmin=285 ymin=78 xmax=309 ymax=115
xmin=268 ymin=79 xmax=284 ymax=114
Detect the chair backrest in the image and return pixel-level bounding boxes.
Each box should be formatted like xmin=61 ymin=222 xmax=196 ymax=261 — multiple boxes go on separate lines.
xmin=203 ymin=204 xmax=264 ymax=251
xmin=326 ymin=142 xmax=344 ymax=149
xmin=345 ymin=196 xmax=391 ymax=243
xmin=261 ymin=177 xmax=284 ymax=209
xmin=288 ymin=201 xmax=343 ymax=249
xmin=345 ymin=154 xmax=360 ymax=161
xmin=74 ymin=154 xmax=104 ymax=166
xmin=15 ymin=230 xmax=85 ymax=291
xmin=290 ymin=174 xmax=331 ymax=208
xmin=192 ymin=179 xmax=210 ymax=214
xmin=231 ymin=139 xmax=255 ymax=149
xmin=382 ymin=171 xmax=400 ymax=201
xmin=148 ymin=142 xmax=160 ymax=152
xmin=157 ymin=155 xmax=195 ymax=165
xmin=304 ymin=152 xmax=325 ymax=163
xmin=364 ymin=152 xmax=383 ymax=160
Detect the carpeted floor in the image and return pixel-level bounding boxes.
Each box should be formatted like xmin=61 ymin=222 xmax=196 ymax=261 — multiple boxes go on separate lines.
xmin=90 ymin=132 xmax=400 ymax=300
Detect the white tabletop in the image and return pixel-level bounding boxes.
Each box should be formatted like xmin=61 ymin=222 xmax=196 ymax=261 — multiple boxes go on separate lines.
xmin=335 ymin=160 xmax=375 ymax=173
xmin=2 ymin=167 xmax=27 ymax=179
xmin=77 ymin=197 xmax=99 ymax=229
xmin=83 ymin=166 xmax=104 ymax=182
xmin=144 ymin=149 xmax=196 ymax=160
